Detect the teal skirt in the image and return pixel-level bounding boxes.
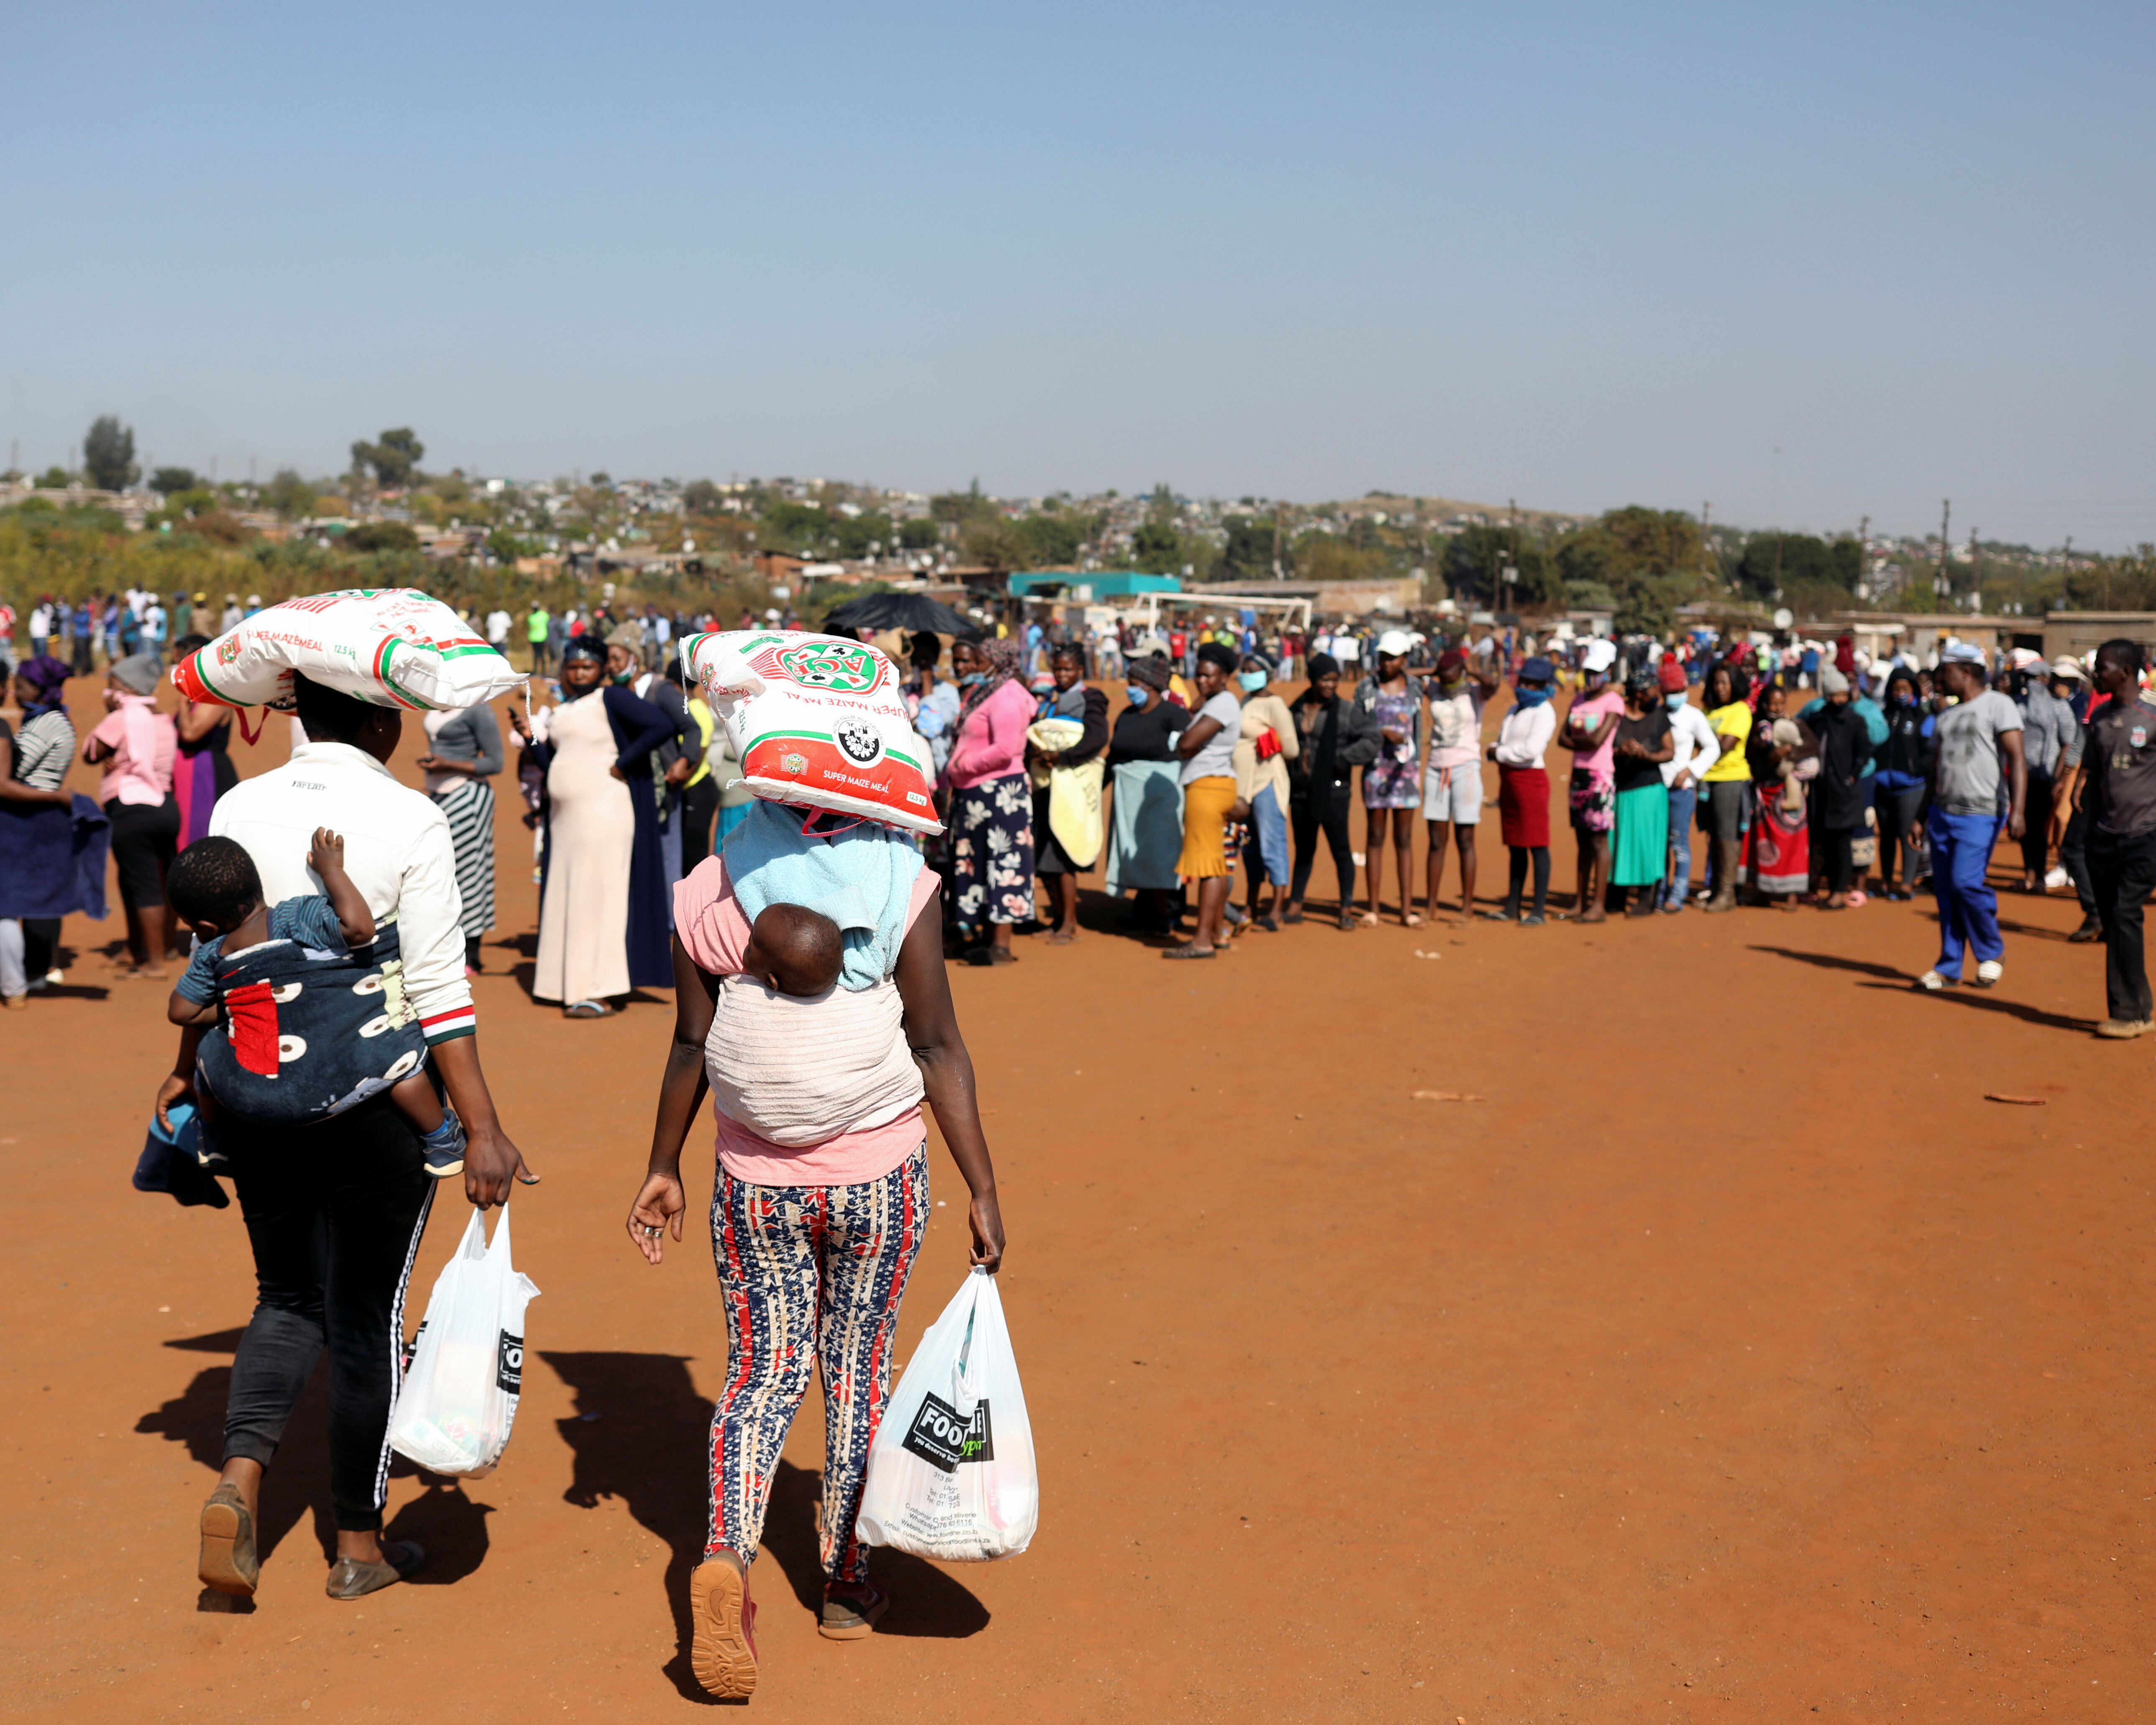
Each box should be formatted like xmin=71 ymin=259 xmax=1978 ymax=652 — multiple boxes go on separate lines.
xmin=1610 ymin=782 xmax=1670 ymax=886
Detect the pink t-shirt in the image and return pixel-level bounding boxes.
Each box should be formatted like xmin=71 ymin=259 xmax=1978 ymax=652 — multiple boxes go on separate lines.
xmin=87 ymin=700 xmax=177 ymax=807
xmin=1566 ymin=688 xmax=1624 ymax=780
xmin=673 ymin=855 xmax=941 ymax=1187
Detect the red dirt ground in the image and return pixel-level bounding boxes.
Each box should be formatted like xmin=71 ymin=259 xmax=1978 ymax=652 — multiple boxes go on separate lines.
xmin=3 ymin=681 xmax=2151 ymax=1722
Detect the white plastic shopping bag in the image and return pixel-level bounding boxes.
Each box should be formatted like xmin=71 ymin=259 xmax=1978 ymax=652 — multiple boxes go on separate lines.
xmin=677 ymin=629 xmax=941 ymax=834
xmin=171 ymin=588 xmax=525 ymax=714
xmin=855 ymin=1267 xmax=1036 ymax=1561
xmin=388 ymin=1206 xmax=540 ymax=1477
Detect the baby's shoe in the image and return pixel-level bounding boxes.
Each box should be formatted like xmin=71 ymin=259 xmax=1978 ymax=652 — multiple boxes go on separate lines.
xmin=419 ymin=1110 xmax=467 ymax=1179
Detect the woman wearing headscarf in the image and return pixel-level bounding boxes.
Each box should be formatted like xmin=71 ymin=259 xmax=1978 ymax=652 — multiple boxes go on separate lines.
xmin=0 ymin=655 xmax=88 ymax=1005
xmin=1744 ymin=678 xmax=1819 ymax=911
xmin=1164 ymin=641 xmax=1244 ymax=957
xmin=941 ymin=636 xmax=1036 ymax=965
xmin=1871 ymin=665 xmax=1935 ymax=901
xmin=414 ymin=694 xmax=505 ymax=974
xmin=1102 ymin=653 xmax=1188 ymax=935
xmin=1029 ymin=644 xmax=1110 ymax=944
xmin=1808 ymin=666 xmax=1871 ymax=909
xmin=1484 ymin=654 xmax=1558 ymax=923
xmin=1353 ymin=631 xmax=1425 ymax=927
xmin=1559 ymin=640 xmax=1623 ymax=923
xmin=1281 ymin=652 xmax=1380 ymax=929
xmin=510 ymin=632 xmax=674 ymax=1016
xmin=167 ymin=635 xmax=241 ymax=850
xmin=1609 ymin=668 xmax=1675 ymax=916
xmin=1231 ymin=651 xmax=1298 ymax=931
xmin=82 ymin=652 xmax=180 ymax=976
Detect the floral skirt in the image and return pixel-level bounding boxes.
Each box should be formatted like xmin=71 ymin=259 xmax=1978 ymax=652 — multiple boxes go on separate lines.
xmin=948 ymin=771 xmax=1036 ymax=929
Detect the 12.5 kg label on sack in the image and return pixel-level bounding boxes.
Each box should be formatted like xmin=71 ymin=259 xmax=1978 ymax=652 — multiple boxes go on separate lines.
xmin=496 ymin=1330 xmax=524 ymax=1394
xmin=901 ymin=1392 xmax=994 ymax=1473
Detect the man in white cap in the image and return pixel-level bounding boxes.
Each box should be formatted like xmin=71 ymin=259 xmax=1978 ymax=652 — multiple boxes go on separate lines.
xmin=1916 ymin=642 xmax=2026 ymax=991
xmin=2010 ymin=647 xmax=2078 ymax=893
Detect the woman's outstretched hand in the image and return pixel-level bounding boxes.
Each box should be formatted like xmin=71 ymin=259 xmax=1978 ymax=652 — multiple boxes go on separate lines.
xmin=627 ymin=1172 xmax=686 ymax=1264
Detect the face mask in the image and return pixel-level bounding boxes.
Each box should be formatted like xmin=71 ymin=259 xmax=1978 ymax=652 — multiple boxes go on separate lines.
xmin=1514 ymin=685 xmax=1552 ymax=708
xmin=1238 ymin=670 xmax=1267 ymax=692
xmin=960 ymin=671 xmax=985 ymax=686
xmin=1665 ymin=692 xmax=1685 ymax=709
xmin=1125 ymin=686 xmax=1149 ymax=707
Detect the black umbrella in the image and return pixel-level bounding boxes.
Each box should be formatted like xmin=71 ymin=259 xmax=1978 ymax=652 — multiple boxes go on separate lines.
xmin=819 ymin=591 xmax=976 ymax=638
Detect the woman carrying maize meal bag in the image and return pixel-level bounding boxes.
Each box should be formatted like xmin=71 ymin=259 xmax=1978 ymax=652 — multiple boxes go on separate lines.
xmin=158 ymin=590 xmax=535 ymax=1606
xmin=630 ymin=630 xmax=1007 ymax=1698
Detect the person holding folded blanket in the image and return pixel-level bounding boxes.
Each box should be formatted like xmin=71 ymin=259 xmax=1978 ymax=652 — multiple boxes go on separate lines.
xmin=627 ymin=798 xmax=1006 ymax=1698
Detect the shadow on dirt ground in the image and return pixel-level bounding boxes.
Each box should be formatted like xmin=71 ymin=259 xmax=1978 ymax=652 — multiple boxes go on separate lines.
xmin=137 ymin=1326 xmax=495 ymax=1606
xmin=544 ymin=1349 xmax=988 ymax=1701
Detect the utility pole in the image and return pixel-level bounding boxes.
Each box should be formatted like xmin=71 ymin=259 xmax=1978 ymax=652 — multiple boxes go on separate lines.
xmin=1857 ymin=514 xmax=1870 ymax=600
xmin=1938 ymin=499 xmax=1951 ymax=606
xmin=1969 ymin=527 xmax=1982 ymax=613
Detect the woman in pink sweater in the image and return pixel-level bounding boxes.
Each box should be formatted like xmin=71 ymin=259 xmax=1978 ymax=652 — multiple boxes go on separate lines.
xmin=941 ymin=637 xmax=1037 ymax=965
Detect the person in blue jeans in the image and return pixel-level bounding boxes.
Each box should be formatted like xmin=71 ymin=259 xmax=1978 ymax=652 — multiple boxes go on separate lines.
xmin=1656 ymin=656 xmax=1723 ymax=910
xmin=1917 ymin=645 xmax=2027 ymax=991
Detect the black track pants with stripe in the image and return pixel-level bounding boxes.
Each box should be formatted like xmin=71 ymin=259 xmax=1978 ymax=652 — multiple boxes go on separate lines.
xmin=221 ymin=1095 xmax=436 ymax=1531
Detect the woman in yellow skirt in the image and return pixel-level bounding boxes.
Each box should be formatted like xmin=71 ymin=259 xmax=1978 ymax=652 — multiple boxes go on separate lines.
xmin=1166 ymin=643 xmax=1246 ymax=958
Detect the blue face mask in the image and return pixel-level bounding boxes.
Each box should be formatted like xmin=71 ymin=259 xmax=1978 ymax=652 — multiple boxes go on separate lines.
xmin=1514 ymin=684 xmax=1552 ymax=707
xmin=1125 ymin=686 xmax=1149 ymax=707
xmin=1238 ymin=670 xmax=1268 ymax=692
xmin=1665 ymin=692 xmax=1686 ymax=709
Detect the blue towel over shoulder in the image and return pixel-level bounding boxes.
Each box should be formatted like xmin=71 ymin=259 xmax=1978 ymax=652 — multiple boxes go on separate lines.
xmin=723 ymin=801 xmax=924 ymax=990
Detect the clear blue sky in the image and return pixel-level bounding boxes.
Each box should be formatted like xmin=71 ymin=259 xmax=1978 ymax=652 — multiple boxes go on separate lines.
xmin=5 ymin=2 xmax=2151 ymax=547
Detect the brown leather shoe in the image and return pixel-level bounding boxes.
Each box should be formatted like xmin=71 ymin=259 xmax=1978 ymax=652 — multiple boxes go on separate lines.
xmin=325 ymin=1539 xmax=425 ymax=1599
xmin=688 ymin=1554 xmax=758 ymax=1697
xmin=198 ymin=1484 xmax=259 ymax=1597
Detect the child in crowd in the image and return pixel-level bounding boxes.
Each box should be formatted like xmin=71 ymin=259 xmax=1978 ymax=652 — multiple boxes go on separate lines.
xmin=165 ymin=831 xmax=468 ymax=1177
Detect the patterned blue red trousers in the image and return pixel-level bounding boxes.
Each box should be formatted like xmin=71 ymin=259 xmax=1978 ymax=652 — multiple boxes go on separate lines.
xmin=706 ymin=1143 xmax=927 ymax=1583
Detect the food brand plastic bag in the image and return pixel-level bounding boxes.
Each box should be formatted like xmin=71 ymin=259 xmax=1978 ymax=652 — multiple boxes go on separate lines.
xmin=388 ymin=1206 xmax=539 ymax=1477
xmin=855 ymin=1267 xmax=1036 ymax=1561
xmin=172 ymin=588 xmax=526 ymax=714
xmin=678 ymin=630 xmax=941 ymax=834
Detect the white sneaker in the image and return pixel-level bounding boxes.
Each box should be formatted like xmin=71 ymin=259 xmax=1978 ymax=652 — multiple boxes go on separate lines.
xmin=1975 ymin=959 xmax=2004 ymax=987
xmin=1915 ymin=969 xmax=1949 ymax=991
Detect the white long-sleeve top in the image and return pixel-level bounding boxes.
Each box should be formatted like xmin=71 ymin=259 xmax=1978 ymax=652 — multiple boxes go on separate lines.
xmin=1493 ymin=700 xmax=1557 ymax=768
xmin=1660 ymin=698 xmax=1723 ymax=787
xmin=210 ymin=741 xmax=476 ymax=1045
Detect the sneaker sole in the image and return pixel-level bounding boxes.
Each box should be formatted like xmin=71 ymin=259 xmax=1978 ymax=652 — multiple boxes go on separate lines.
xmin=689 ymin=1561 xmax=757 ymax=1698
xmin=198 ymin=1499 xmax=256 ymax=1597
xmin=425 ymin=1159 xmax=465 ymax=1179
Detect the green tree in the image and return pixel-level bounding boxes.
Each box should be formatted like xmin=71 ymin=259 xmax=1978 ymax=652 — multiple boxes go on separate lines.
xmin=931 ymin=481 xmax=996 ymax=527
xmin=1733 ymin=532 xmax=1854 ymax=600
xmin=1130 ymin=520 xmax=1182 ymax=575
xmin=1018 ymin=513 xmax=1085 ymax=567
xmin=350 ymin=428 xmax=425 ymax=489
xmin=960 ymin=519 xmax=1028 ymax=573
xmin=263 ymin=468 xmax=318 ymax=518
xmin=896 ymin=517 xmax=940 ymax=551
xmin=683 ymin=479 xmax=723 ymax=514
xmin=1220 ymin=515 xmax=1283 ymax=582
xmin=83 ymin=415 xmax=138 ymax=491
xmin=36 ymin=465 xmax=70 ymax=489
xmin=151 ymin=466 xmax=198 ymax=496
xmin=346 ymin=521 xmax=421 ymax=553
